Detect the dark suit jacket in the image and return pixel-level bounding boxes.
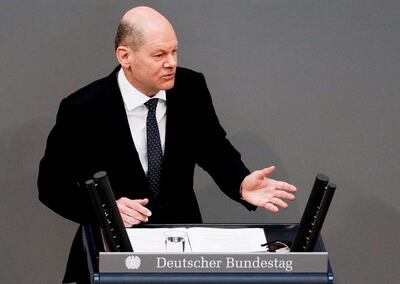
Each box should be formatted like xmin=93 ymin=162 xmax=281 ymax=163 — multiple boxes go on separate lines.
xmin=38 ymin=66 xmax=254 ymax=282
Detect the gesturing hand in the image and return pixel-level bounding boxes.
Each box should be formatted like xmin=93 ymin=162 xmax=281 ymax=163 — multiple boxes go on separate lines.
xmin=241 ymin=166 xmax=297 ymax=213
xmin=116 ymin=197 xmax=152 ymax=227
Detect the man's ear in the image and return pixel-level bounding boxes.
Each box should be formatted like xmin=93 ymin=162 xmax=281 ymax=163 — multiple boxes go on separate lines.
xmin=116 ymin=46 xmax=133 ymax=68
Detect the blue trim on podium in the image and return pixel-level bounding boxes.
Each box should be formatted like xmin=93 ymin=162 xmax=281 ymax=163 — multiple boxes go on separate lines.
xmin=99 ymin=273 xmax=329 ymax=283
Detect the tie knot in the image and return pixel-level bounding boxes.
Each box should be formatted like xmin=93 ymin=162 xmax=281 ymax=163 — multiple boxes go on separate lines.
xmin=145 ymin=98 xmax=158 ymax=113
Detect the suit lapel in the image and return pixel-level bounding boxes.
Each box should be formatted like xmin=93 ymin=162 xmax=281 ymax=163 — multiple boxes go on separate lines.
xmin=163 ymin=87 xmax=178 ymax=170
xmin=102 ymin=68 xmax=148 ymax=189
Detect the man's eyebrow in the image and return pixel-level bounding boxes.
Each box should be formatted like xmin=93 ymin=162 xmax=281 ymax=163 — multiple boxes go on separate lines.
xmin=152 ymin=44 xmax=179 ymax=53
xmin=152 ymin=48 xmax=167 ymax=53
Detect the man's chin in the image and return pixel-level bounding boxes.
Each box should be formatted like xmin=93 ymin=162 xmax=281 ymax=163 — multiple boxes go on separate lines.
xmin=161 ymin=80 xmax=175 ymax=91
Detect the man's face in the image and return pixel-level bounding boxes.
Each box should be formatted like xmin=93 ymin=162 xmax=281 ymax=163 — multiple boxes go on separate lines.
xmin=127 ymin=27 xmax=178 ymax=96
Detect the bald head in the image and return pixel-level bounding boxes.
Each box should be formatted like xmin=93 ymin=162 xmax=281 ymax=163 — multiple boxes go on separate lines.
xmin=114 ymin=6 xmax=175 ymax=50
xmin=114 ymin=6 xmax=178 ymax=96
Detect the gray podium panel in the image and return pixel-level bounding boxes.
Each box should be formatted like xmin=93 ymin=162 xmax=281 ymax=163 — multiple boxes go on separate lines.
xmin=100 ymin=252 xmax=328 ymax=274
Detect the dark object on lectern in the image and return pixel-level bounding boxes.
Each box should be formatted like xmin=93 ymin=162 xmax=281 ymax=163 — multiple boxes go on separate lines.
xmin=86 ymin=179 xmax=119 ymax=251
xmin=291 ymin=174 xmax=334 ymax=252
xmin=85 ymin=171 xmax=133 ymax=252
xmin=304 ymin=182 xmax=336 ymax=251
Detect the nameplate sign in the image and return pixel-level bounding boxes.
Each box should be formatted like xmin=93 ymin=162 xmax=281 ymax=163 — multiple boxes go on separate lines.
xmin=99 ymin=252 xmax=328 ymax=273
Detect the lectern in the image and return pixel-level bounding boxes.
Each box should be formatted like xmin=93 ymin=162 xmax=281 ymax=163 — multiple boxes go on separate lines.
xmin=82 ymin=223 xmax=334 ymax=284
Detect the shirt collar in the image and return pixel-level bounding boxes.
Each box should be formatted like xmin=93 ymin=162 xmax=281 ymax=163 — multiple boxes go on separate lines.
xmin=118 ymin=69 xmax=167 ymax=111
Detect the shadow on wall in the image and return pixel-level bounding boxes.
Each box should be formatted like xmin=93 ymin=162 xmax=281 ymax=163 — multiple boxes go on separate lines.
xmin=0 ymin=118 xmax=77 ymax=283
xmin=327 ymin=193 xmax=400 ymax=284
xmin=195 ymin=131 xmax=300 ymax=224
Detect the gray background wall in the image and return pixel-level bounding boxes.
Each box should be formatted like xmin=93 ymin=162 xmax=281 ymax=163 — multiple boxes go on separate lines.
xmin=1 ymin=0 xmax=399 ymax=283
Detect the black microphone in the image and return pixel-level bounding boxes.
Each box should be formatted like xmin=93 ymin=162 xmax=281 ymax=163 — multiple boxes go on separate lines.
xmin=304 ymin=182 xmax=336 ymax=252
xmin=291 ymin=174 xmax=329 ymax=252
xmin=85 ymin=171 xmax=133 ymax=252
xmin=86 ymin=179 xmax=119 ymax=252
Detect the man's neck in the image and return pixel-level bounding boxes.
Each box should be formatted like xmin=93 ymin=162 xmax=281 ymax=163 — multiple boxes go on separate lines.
xmin=121 ymin=68 xmax=158 ymax=97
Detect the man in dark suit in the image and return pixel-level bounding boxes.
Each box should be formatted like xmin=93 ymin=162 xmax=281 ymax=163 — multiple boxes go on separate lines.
xmin=38 ymin=6 xmax=297 ymax=283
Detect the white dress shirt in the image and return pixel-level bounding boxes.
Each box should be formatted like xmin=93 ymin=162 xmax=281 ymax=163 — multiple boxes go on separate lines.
xmin=117 ymin=69 xmax=167 ymax=175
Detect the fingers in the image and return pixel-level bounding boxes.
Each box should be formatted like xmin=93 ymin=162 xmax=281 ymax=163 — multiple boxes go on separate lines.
xmin=130 ymin=199 xmax=152 ymax=217
xmin=117 ymin=197 xmax=152 ymax=227
xmin=123 ymin=215 xmax=141 ymax=227
xmin=274 ymin=181 xmax=297 ymax=193
xmin=258 ymin=167 xmax=297 ymax=192
xmin=245 ymin=166 xmax=298 ymax=213
xmin=274 ymin=190 xmax=296 ymax=201
xmin=264 ymin=187 xmax=296 ymax=211
xmin=136 ymin=198 xmax=149 ymax=206
xmin=263 ymin=202 xmax=279 ymax=213
xmin=118 ymin=197 xmax=152 ymax=217
xmin=254 ymin=186 xmax=296 ymax=213
xmin=260 ymin=196 xmax=288 ymax=213
xmin=270 ymin=197 xmax=288 ymax=208
xmin=119 ymin=206 xmax=149 ymax=223
xmin=122 ymin=217 xmax=138 ymax=228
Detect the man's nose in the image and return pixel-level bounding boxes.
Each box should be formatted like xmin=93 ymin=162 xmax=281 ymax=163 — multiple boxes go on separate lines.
xmin=164 ymin=54 xmax=177 ymax=68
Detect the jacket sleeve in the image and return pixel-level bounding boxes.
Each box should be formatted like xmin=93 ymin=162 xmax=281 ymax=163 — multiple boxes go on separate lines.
xmin=193 ymin=72 xmax=256 ymax=211
xmin=38 ymin=98 xmax=96 ymax=224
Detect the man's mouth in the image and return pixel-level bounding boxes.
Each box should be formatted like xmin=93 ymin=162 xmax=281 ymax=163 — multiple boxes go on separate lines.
xmin=162 ymin=73 xmax=175 ymax=79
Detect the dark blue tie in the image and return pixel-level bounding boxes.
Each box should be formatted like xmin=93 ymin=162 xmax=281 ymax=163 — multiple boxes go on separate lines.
xmin=144 ymin=98 xmax=163 ymax=197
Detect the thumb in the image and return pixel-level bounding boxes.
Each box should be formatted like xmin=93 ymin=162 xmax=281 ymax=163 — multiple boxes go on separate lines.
xmin=260 ymin=166 xmax=276 ymax=177
xmin=137 ymin=198 xmax=149 ymax=205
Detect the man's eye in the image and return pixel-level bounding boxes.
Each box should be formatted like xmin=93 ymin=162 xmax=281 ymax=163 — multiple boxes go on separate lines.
xmin=154 ymin=54 xmax=163 ymax=59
